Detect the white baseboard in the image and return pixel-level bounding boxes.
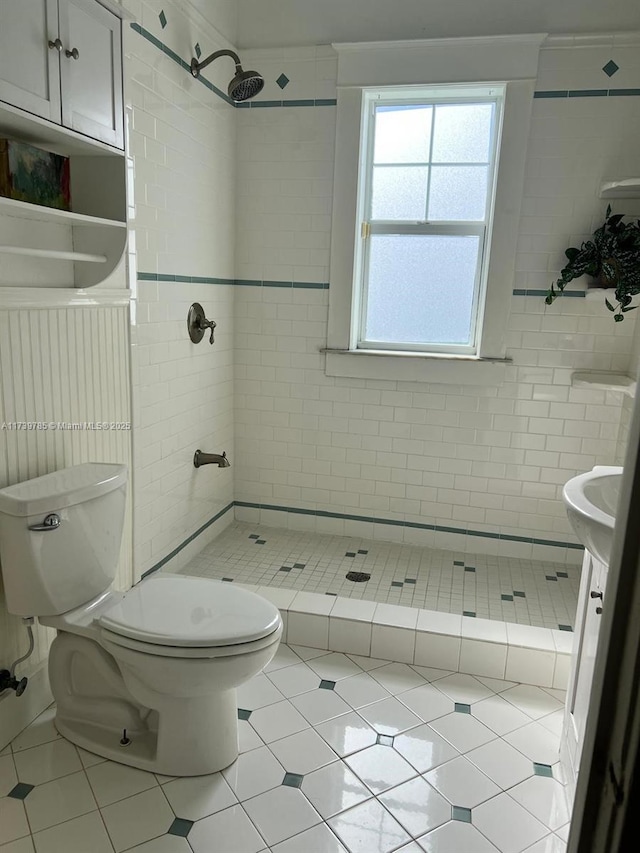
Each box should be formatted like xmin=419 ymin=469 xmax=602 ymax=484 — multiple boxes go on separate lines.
xmin=0 ymin=661 xmax=53 ymax=751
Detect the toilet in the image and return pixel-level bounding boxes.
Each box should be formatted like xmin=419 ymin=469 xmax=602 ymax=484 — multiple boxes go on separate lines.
xmin=0 ymin=463 xmax=282 ymax=776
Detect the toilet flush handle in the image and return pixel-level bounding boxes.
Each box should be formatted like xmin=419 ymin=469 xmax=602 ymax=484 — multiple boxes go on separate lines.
xmin=28 ymin=513 xmax=61 ymax=531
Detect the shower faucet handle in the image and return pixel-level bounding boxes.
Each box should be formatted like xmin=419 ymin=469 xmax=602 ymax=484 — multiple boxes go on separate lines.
xmin=202 ymin=317 xmax=216 ymax=345
xmin=187 ymin=303 xmax=216 ymax=345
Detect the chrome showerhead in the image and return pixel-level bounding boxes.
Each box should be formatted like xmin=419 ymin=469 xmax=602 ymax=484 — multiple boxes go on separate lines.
xmin=189 ymin=49 xmax=264 ymax=103
xmin=228 ymin=67 xmax=265 ymax=103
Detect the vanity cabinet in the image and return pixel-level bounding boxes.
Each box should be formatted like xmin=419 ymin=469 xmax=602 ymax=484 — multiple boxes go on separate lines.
xmin=0 ymin=0 xmax=127 ymax=290
xmin=562 ymin=548 xmax=608 ymax=795
xmin=0 ymin=0 xmax=123 ymax=149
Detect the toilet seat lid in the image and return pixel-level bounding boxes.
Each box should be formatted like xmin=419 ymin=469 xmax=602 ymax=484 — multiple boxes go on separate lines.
xmin=99 ymin=574 xmax=281 ymax=648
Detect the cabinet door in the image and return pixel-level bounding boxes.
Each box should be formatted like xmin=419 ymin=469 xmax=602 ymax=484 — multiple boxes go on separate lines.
xmin=571 ymin=553 xmax=605 ymax=746
xmin=58 ymin=0 xmax=123 ymax=148
xmin=0 ymin=0 xmax=62 ymax=122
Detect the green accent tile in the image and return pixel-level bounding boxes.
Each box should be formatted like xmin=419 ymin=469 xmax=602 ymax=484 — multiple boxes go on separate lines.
xmin=276 ymin=73 xmax=290 ymax=89
xmin=319 ymin=680 xmax=336 ymax=690
xmin=464 ymin=566 xmax=476 ymax=572
xmin=452 ymin=806 xmax=472 ymax=822
xmin=610 ymin=88 xmax=640 ymax=96
xmin=557 ymin=571 xmax=569 ymax=578
xmin=283 ymin=772 xmax=304 ymax=788
xmin=546 ymin=576 xmax=558 ymax=582
xmin=453 ymin=561 xmax=464 ymax=566
xmin=358 ymin=549 xmax=368 ymax=555
xmin=501 ymin=594 xmax=514 ymax=601
xmin=514 ymin=591 xmax=526 ymax=598
xmin=279 ymin=566 xmax=292 ymax=573
xmin=194 ymin=43 xmax=201 ymax=59
xmin=603 ymin=60 xmax=619 ymax=77
xmin=238 ymin=708 xmax=252 ymax=720
xmin=251 ymin=100 xmax=283 ymax=108
xmin=256 ymin=539 xmax=266 ymax=545
xmin=391 ymin=581 xmax=403 ymax=588
xmin=568 ymin=89 xmax=608 ymax=97
xmin=283 ymin=99 xmax=315 ymax=107
xmin=345 ymin=552 xmax=356 ymax=557
xmin=221 ymin=577 xmax=234 ymax=582
xmin=325 ymin=592 xmax=337 ymax=596
xmin=249 ymin=534 xmax=259 ymax=539
xmin=404 ymin=578 xmax=416 ymax=584
xmin=168 ymin=818 xmax=193 ymax=837
xmin=376 ymin=734 xmax=395 ymax=746
xmin=315 ymin=98 xmax=338 ymax=106
xmin=455 ymin=703 xmax=471 ymax=714
xmin=463 ymin=611 xmax=476 ymax=618
xmin=293 ymin=563 xmax=305 ymax=569
xmin=533 ymin=90 xmax=568 ymax=98
xmin=8 ymin=783 xmax=34 ymax=800
xmin=558 ymin=624 xmax=573 ymax=632
xmin=158 ymin=10 xmax=167 ymax=28
xmin=533 ymin=763 xmax=554 ymax=777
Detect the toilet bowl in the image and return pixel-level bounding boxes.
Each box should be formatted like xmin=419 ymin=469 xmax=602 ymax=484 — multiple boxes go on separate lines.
xmin=0 ymin=464 xmax=283 ymax=776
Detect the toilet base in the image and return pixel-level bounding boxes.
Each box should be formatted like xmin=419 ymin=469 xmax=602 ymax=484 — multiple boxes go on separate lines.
xmin=55 ymin=688 xmax=239 ymax=776
xmin=49 ymin=631 xmax=241 ymax=776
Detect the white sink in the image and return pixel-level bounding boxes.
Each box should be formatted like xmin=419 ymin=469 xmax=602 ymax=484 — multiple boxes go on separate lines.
xmin=562 ymin=466 xmax=623 ymax=566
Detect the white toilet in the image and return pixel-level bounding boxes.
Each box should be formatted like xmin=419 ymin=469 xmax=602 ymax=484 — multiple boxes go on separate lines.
xmin=0 ymin=463 xmax=282 ymax=776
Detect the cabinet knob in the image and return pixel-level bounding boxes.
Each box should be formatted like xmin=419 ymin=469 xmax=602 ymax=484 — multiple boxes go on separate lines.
xmin=48 ymin=38 xmax=63 ymax=52
xmin=590 ymin=590 xmax=603 ymax=600
xmin=596 ymin=607 xmax=603 ymax=615
xmin=65 ymin=47 xmax=80 ymax=60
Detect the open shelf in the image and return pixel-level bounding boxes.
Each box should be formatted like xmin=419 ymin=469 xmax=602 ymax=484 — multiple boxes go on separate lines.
xmin=0 ymin=246 xmax=107 ymax=263
xmin=600 ymin=178 xmax=640 ymax=199
xmin=572 ymin=371 xmax=636 ymax=397
xmin=0 ymin=196 xmax=126 ymax=229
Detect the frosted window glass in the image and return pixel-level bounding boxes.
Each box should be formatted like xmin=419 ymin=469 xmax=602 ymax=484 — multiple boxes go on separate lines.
xmin=374 ymin=105 xmax=432 ymax=164
xmin=364 ymin=234 xmax=480 ymax=345
xmin=432 ymin=103 xmax=494 ymax=163
xmin=371 ymin=166 xmax=428 ymax=220
xmin=428 ymin=166 xmax=488 ymax=221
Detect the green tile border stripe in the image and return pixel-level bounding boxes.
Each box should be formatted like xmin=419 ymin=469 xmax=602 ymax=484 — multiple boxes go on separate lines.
xmin=129 ymin=23 xmax=336 ymax=109
xmin=137 ymin=272 xmax=329 ymax=289
xmin=139 ymin=275 xmax=583 ymax=297
xmin=534 ymin=88 xmax=640 ymax=99
xmin=143 ymin=499 xmax=581 ymax=578
xmin=141 ymin=501 xmax=235 ymax=578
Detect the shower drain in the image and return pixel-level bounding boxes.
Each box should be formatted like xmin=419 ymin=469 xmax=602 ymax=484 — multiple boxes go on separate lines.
xmin=346 ymin=571 xmax=371 ymax=583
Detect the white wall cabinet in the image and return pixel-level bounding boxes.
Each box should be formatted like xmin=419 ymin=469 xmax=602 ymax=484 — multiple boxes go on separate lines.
xmin=0 ymin=0 xmax=123 ymax=149
xmin=0 ymin=0 xmax=127 ymax=290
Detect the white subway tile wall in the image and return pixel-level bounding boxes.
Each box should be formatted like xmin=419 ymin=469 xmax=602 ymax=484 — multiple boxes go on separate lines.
xmin=125 ymin=0 xmax=238 ymax=578
xmin=233 ymin=38 xmax=640 ymax=559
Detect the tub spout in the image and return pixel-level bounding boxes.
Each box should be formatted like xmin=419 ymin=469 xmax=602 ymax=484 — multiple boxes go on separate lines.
xmin=194 ymin=450 xmax=231 ymax=469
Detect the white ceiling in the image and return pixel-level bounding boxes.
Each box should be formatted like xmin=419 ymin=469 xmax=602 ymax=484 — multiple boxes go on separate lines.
xmin=231 ymin=0 xmax=640 ymax=49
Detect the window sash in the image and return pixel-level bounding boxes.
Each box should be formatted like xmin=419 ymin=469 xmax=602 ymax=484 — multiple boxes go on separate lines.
xmin=358 ymin=224 xmax=487 ymax=354
xmin=353 ymin=90 xmax=502 ymax=356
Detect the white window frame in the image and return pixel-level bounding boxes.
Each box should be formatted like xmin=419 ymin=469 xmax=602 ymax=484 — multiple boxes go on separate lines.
xmin=354 ymin=85 xmax=504 ymax=357
xmin=325 ymin=36 xmax=544 ymax=385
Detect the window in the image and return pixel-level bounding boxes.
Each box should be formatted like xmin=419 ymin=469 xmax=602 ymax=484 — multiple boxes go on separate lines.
xmin=354 ymin=86 xmax=503 ymax=356
xmin=326 ymin=37 xmax=542 ymax=384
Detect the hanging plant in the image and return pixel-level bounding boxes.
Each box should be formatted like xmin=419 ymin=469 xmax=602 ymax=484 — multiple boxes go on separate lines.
xmin=545 ymin=205 xmax=640 ymax=321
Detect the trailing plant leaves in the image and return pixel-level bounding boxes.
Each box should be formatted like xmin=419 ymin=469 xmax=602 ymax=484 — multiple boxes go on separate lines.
xmin=546 ymin=206 xmax=640 ymax=320
xmin=622 ymin=305 xmax=638 ymax=313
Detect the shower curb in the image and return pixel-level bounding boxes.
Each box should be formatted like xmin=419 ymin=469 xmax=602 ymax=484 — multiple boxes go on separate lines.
xmin=237 ymin=584 xmax=571 ymax=690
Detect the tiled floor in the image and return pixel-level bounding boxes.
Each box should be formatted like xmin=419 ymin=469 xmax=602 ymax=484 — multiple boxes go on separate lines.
xmin=184 ymin=523 xmax=580 ymax=631
xmin=0 ymin=645 xmax=571 ymax=853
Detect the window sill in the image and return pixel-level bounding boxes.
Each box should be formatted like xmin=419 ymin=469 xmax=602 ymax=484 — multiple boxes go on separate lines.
xmin=323 ymin=348 xmax=510 ymax=385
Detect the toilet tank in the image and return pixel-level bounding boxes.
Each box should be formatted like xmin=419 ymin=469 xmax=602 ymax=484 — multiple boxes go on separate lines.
xmin=0 ymin=463 xmax=127 ymax=617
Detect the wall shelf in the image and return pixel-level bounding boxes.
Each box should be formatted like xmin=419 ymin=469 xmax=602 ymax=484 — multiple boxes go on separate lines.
xmin=599 ymin=178 xmax=640 ymax=199
xmin=0 ymin=197 xmax=126 ymax=229
xmin=571 ymin=371 xmax=636 ymax=397
xmin=0 ymin=246 xmax=107 ymax=263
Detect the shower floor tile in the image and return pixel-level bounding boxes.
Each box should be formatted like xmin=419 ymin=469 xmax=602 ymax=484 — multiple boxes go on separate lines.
xmin=182 ymin=523 xmax=580 ymax=630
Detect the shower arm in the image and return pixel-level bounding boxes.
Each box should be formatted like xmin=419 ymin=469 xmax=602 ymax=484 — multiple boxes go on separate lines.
xmin=190 ymin=49 xmax=242 ymax=78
